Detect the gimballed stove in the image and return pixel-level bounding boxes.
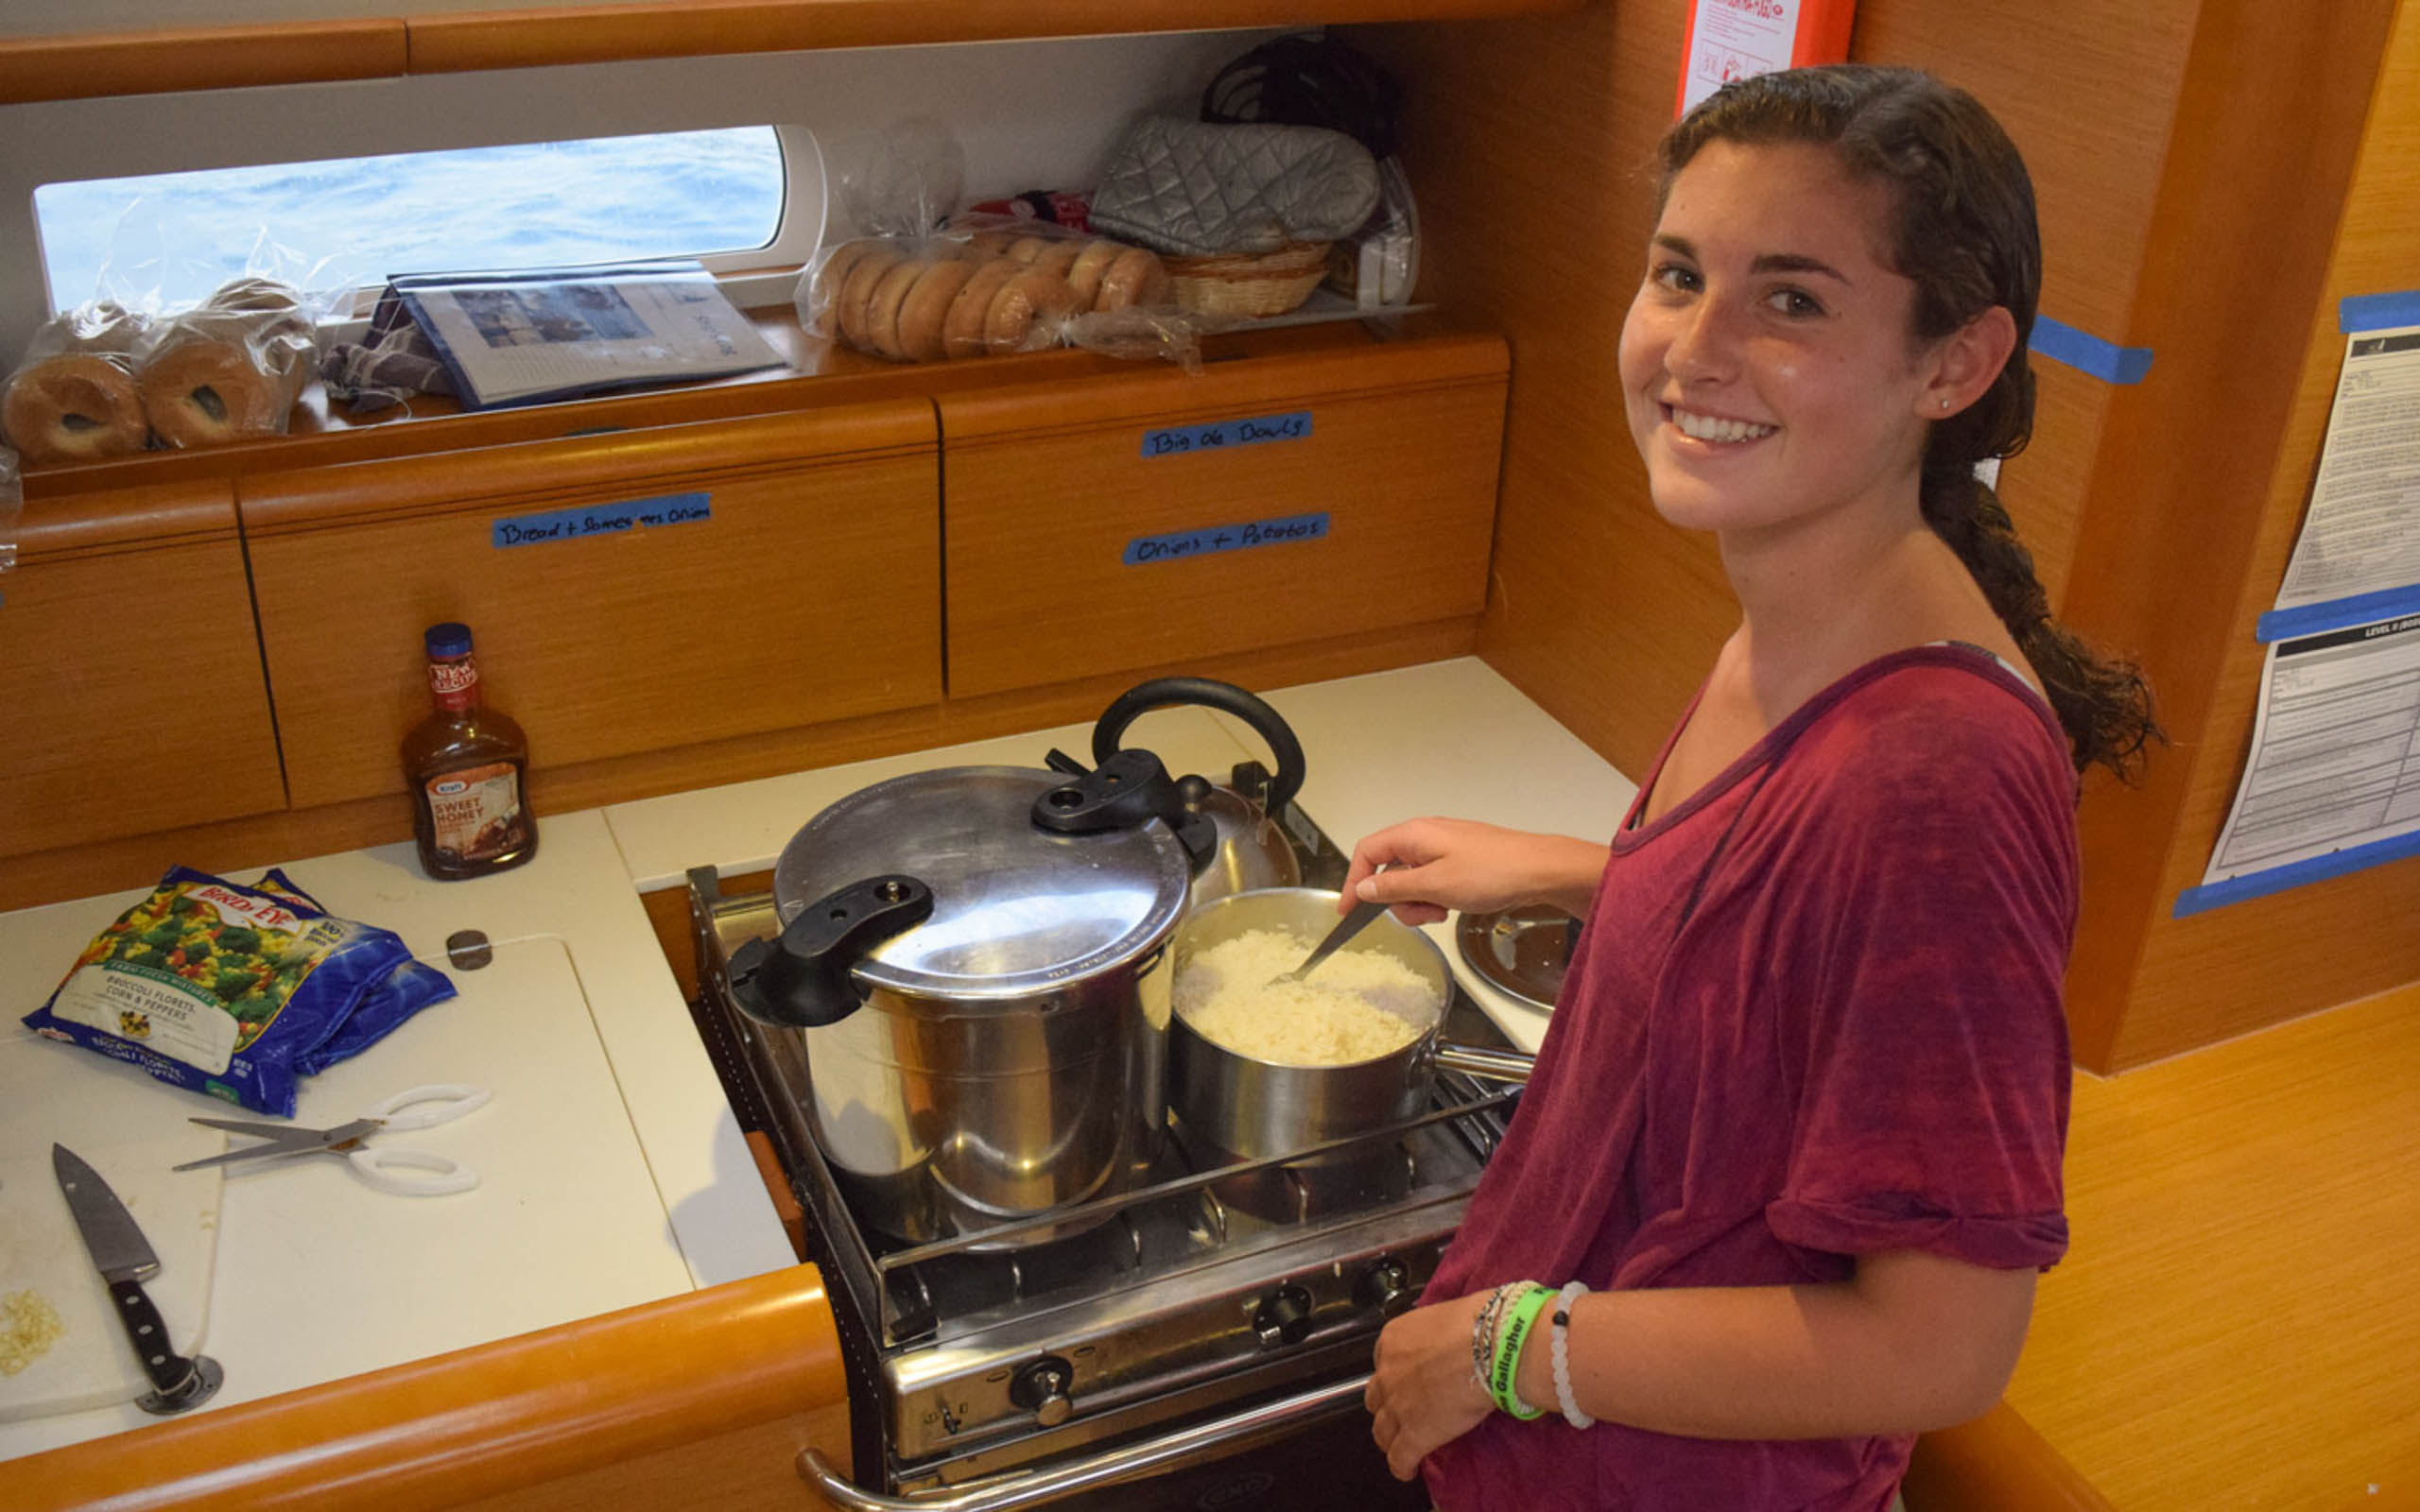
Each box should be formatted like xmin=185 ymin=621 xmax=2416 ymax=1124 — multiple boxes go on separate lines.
xmin=683 ymin=773 xmax=1520 ymax=1510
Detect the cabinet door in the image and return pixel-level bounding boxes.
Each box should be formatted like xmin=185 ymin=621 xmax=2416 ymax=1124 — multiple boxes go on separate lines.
xmin=937 ymin=332 xmax=1507 ymax=697
xmin=0 ymin=483 xmax=285 ymax=857
xmin=241 ymin=403 xmax=940 ymax=809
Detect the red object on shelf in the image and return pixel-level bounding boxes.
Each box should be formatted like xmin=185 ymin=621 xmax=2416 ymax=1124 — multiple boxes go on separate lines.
xmin=1675 ymin=0 xmax=1858 ymax=119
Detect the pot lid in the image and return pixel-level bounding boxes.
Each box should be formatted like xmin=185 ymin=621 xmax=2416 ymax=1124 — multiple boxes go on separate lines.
xmin=1454 ymin=904 xmax=1579 ymax=1012
xmin=770 ymin=765 xmax=1193 ymax=1000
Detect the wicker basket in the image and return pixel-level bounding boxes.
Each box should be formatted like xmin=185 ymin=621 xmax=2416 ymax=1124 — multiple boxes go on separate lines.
xmin=1163 ymin=241 xmax=1333 ymax=318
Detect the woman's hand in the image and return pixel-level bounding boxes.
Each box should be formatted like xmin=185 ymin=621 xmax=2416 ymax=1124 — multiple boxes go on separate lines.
xmin=1365 ymin=1291 xmax=1495 ymax=1481
xmin=1341 ymin=818 xmax=1609 ymax=925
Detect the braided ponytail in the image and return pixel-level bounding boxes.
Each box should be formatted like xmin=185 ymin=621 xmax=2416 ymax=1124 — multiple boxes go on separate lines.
xmin=1664 ymin=65 xmax=2159 ymax=780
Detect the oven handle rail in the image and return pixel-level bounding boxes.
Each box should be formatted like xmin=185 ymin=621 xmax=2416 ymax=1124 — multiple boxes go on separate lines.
xmin=795 ymin=1372 xmax=1374 ymax=1510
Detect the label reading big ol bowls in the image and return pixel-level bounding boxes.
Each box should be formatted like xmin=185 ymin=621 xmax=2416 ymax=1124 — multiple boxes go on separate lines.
xmin=1139 ymin=410 xmax=1312 ymax=458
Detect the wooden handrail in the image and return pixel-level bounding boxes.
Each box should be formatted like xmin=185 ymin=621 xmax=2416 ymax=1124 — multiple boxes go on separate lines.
xmin=0 ymin=0 xmax=1584 ymax=105
xmin=0 ymin=21 xmax=404 ymax=105
xmin=8 ymin=1264 xmax=845 ymax=1512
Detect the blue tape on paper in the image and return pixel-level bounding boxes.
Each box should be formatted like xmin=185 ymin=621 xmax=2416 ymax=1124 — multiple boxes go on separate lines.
xmin=2028 ymin=316 xmax=2154 ymax=385
xmin=2340 ymin=290 xmax=2420 ymax=333
xmin=2256 ymin=585 xmax=2420 ymax=643
xmin=492 ymin=491 xmax=710 ymax=548
xmin=1123 ymin=512 xmax=1329 ymax=565
xmin=1141 ymin=411 xmax=1312 ymax=458
xmin=2173 ymin=829 xmax=2420 ymax=917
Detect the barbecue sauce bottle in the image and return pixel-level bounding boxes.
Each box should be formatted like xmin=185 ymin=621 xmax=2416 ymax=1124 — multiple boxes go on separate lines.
xmin=403 ymin=622 xmax=537 ymax=879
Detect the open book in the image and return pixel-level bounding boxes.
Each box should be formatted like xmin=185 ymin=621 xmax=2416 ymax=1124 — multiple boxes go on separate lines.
xmin=389 ymin=261 xmax=785 ymax=409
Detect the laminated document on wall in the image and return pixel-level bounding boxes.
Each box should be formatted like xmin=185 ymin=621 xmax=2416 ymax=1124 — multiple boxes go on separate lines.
xmin=2182 ymin=294 xmax=2420 ymax=915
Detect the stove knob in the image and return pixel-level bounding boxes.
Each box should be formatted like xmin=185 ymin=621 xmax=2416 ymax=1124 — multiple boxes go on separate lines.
xmin=1357 ymin=1258 xmax=1414 ymax=1317
xmin=1010 ymin=1356 xmax=1075 ymax=1426
xmin=1253 ymin=1285 xmax=1316 ymax=1348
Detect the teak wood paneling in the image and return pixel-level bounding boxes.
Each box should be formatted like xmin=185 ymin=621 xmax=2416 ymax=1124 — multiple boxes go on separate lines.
xmin=9 ymin=1264 xmax=849 ymax=1511
xmin=2055 ymin=0 xmax=2406 ymax=1068
xmin=242 ymin=403 xmax=942 ymax=809
xmin=2104 ymin=0 xmax=2420 ymax=1067
xmin=938 ymin=334 xmax=1507 ymax=697
xmin=0 ymin=482 xmax=285 ymax=858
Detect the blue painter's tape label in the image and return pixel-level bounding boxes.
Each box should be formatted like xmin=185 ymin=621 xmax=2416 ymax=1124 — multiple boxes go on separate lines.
xmin=1124 ymin=512 xmax=1330 ymax=566
xmin=1141 ymin=411 xmax=1312 ymax=457
xmin=493 ymin=491 xmax=711 ymax=548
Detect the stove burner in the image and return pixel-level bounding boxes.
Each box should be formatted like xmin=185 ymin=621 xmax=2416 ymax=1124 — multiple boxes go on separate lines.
xmin=683 ymin=777 xmax=1517 ymax=1504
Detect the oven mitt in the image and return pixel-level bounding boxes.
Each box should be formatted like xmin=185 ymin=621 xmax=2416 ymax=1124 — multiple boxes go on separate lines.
xmin=1087 ymin=117 xmax=1381 ymax=258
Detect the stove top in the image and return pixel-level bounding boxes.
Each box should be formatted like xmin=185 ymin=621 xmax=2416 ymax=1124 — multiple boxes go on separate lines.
xmin=683 ymin=775 xmax=1521 ymax=1503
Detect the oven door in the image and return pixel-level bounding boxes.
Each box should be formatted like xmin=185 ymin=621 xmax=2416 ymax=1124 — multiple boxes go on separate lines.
xmin=799 ymin=1372 xmax=1432 ymax=1511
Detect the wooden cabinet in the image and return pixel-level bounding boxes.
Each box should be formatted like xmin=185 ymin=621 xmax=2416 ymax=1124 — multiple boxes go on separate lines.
xmin=0 ymin=483 xmax=284 ymax=858
xmin=938 ymin=331 xmax=1508 ymax=697
xmin=240 ymin=402 xmax=941 ymax=808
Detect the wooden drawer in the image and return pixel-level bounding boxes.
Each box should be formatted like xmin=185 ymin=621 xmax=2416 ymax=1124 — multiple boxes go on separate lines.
xmin=0 ymin=483 xmax=285 ymax=857
xmin=240 ymin=403 xmax=940 ymax=809
xmin=936 ymin=331 xmax=1508 ymax=697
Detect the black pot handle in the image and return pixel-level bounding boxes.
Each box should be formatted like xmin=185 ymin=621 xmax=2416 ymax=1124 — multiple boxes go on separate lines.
xmin=727 ymin=874 xmax=933 ymax=1029
xmin=1090 ymin=677 xmax=1307 ymax=815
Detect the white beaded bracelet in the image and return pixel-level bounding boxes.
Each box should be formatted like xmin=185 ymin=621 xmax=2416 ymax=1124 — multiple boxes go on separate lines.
xmin=1549 ymin=1281 xmax=1594 ymax=1429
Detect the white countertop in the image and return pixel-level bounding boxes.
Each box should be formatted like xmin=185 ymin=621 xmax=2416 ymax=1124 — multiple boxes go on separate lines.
xmin=0 ymin=656 xmax=1632 ymax=1464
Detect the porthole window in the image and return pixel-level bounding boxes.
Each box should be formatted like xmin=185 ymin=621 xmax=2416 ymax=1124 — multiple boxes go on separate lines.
xmin=33 ymin=126 xmax=794 ymax=312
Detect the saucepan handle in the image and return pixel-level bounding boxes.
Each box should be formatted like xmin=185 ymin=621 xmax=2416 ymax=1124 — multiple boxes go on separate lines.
xmin=795 ymin=1373 xmax=1373 ymax=1511
xmin=1431 ymin=1040 xmax=1536 ymax=1085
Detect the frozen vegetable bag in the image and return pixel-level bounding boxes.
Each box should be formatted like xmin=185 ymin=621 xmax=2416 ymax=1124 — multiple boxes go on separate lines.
xmin=23 ymin=866 xmax=422 ymax=1115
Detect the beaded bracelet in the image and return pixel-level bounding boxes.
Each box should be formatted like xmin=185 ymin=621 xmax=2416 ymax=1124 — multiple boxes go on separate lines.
xmin=1488 ymin=1283 xmax=1552 ymax=1418
xmin=1548 ymin=1280 xmax=1594 ymax=1429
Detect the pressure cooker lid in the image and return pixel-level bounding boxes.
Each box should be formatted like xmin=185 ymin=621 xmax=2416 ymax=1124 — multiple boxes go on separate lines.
xmin=770 ymin=765 xmax=1194 ymax=1000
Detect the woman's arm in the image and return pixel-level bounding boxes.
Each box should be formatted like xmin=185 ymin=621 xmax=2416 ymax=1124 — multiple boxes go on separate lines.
xmin=1342 ymin=818 xmax=1610 ymax=924
xmin=1365 ymin=1252 xmax=2035 ymax=1481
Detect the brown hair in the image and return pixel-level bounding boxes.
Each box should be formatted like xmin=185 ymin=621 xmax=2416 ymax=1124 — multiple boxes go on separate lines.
xmin=1662 ymin=64 xmax=2159 ymax=780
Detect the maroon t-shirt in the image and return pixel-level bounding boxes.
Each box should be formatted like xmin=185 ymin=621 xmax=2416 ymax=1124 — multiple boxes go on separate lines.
xmin=1423 ymin=646 xmax=2079 ymax=1512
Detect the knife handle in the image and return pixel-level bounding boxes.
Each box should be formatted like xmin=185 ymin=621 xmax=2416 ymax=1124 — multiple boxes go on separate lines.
xmin=109 ymin=1278 xmax=224 ymax=1415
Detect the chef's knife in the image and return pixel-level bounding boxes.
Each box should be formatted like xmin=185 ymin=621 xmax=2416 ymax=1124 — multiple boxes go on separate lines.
xmin=51 ymin=1143 xmax=223 ymax=1415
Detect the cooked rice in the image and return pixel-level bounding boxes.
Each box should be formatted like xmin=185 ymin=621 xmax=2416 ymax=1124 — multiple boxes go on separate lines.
xmin=1174 ymin=927 xmax=1430 ymax=1065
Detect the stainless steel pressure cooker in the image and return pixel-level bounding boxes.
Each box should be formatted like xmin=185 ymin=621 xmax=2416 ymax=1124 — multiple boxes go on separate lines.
xmin=724 ymin=750 xmax=1212 ymax=1246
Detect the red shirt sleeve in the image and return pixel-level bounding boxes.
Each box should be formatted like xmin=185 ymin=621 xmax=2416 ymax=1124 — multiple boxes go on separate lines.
xmin=1763 ymin=670 xmax=2079 ymax=1272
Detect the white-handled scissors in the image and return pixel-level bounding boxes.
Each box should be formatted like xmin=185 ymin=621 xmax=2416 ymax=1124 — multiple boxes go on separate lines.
xmin=176 ymin=1084 xmax=492 ymax=1196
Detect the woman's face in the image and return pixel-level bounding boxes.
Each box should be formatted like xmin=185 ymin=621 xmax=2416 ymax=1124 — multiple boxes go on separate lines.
xmin=1617 ymin=140 xmax=1943 ymax=546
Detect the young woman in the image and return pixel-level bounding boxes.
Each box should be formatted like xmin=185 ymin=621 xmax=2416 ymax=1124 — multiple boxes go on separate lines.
xmin=1350 ymin=65 xmax=2156 ymax=1510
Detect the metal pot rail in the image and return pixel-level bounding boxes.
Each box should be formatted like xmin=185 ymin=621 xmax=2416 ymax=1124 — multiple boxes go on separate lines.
xmin=872 ymin=1085 xmax=1519 ymax=1346
xmin=796 ymin=1373 xmax=1374 ymax=1511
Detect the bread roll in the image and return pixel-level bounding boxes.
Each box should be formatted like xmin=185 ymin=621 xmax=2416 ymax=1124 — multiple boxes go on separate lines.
xmin=862 ymin=257 xmax=936 ymax=360
xmin=808 ymin=239 xmax=883 ymax=335
xmin=895 ymin=259 xmax=979 ymax=364
xmin=206 ymin=276 xmax=307 ymax=322
xmin=139 ymin=323 xmax=310 ymax=450
xmin=1064 ymin=240 xmax=1125 ymax=313
xmin=942 ymin=259 xmax=1025 ymax=360
xmin=1095 ymin=247 xmax=1171 ymax=312
xmin=837 ymin=247 xmax=907 ymax=352
xmin=1 ymin=353 xmax=147 ymax=464
xmin=1028 ymin=239 xmax=1085 ymax=281
xmin=983 ymin=268 xmax=1081 ymax=355
xmin=1004 ymin=235 xmax=1051 ymax=265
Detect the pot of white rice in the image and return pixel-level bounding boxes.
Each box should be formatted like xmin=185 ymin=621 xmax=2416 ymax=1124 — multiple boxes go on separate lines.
xmin=1169 ymin=888 xmax=1532 ymax=1162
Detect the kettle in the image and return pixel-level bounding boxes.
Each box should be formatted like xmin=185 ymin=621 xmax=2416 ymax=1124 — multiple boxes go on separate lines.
xmin=1070 ymin=677 xmax=1308 ymax=912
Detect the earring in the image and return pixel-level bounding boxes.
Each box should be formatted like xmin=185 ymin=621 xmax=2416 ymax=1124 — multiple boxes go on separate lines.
xmin=1939 ymin=398 xmax=1951 ymax=410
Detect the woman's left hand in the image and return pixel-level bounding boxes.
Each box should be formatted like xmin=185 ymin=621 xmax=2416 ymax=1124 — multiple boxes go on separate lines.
xmin=1365 ymin=1290 xmax=1496 ymax=1481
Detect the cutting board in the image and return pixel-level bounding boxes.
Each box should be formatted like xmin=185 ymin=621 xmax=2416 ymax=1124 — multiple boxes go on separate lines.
xmin=0 ymin=1022 xmax=226 ymax=1421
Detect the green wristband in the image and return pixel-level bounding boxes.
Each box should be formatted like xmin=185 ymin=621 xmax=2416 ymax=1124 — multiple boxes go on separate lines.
xmin=1489 ymin=1283 xmax=1551 ymax=1418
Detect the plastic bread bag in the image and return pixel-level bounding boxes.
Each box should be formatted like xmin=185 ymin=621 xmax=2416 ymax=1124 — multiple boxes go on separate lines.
xmin=0 ymin=443 xmax=20 ymax=574
xmin=138 ymin=280 xmax=320 ymax=450
xmin=0 ymin=301 xmax=157 ymax=466
xmin=803 ymin=220 xmax=1176 ymax=365
xmin=249 ymin=868 xmax=458 ymax=1074
xmin=22 ymin=865 xmax=428 ymax=1116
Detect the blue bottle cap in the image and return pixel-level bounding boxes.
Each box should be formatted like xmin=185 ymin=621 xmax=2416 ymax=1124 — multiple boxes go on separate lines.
xmin=424 ymin=622 xmax=474 ymax=659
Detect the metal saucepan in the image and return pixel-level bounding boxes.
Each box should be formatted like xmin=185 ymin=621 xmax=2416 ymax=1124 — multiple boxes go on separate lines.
xmin=1167 ymin=888 xmax=1534 ymax=1163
